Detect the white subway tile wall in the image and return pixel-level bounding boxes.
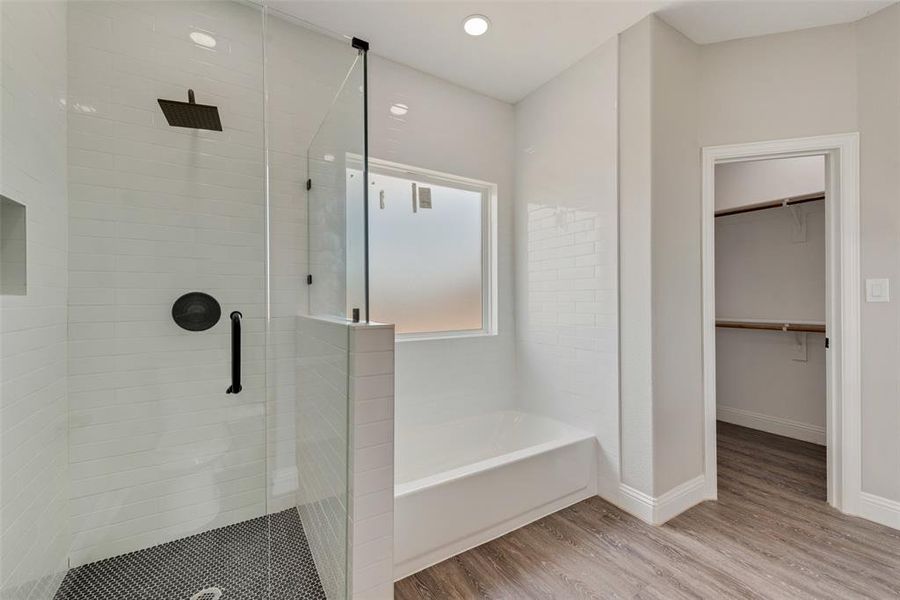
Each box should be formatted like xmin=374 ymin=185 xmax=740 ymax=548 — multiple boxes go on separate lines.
xmin=0 ymin=1 xmax=70 ymax=597
xmin=514 ymin=41 xmax=620 ymax=485
xmin=295 ymin=316 xmax=351 ymax=600
xmin=295 ymin=319 xmax=396 ymax=600
xmin=349 ymin=324 xmax=395 ymax=600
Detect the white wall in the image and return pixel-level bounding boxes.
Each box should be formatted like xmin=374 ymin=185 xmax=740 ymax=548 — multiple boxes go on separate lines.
xmin=0 ymin=2 xmax=70 ymax=599
xmin=698 ymin=23 xmax=858 ymax=147
xmin=856 ymin=2 xmax=900 ymax=504
xmin=514 ymin=39 xmax=619 ymax=494
xmin=648 ymin=17 xmax=702 ymax=497
xmin=716 ymin=204 xmax=826 ymax=319
xmin=617 ymin=16 xmax=655 ymax=497
xmin=368 ymin=56 xmax=517 ymax=431
xmin=716 ymin=328 xmax=827 ymax=443
xmin=715 ymin=159 xmax=826 ymax=444
xmin=715 ymin=157 xmax=826 ymax=319
xmin=348 ymin=324 xmax=395 ymax=600
xmin=618 ymin=15 xmax=704 ymax=499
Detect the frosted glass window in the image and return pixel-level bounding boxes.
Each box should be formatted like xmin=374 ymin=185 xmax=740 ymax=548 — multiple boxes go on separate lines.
xmin=368 ymin=169 xmax=490 ymax=335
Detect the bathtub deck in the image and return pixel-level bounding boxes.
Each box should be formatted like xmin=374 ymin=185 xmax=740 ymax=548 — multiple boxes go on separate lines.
xmin=395 ymin=422 xmax=900 ymax=599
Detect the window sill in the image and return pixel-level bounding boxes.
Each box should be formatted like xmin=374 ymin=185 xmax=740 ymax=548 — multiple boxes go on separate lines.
xmin=396 ymin=330 xmax=498 ymax=343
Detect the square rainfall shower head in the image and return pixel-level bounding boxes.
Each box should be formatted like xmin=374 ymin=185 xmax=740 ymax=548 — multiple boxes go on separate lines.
xmin=158 ymin=89 xmax=222 ymax=131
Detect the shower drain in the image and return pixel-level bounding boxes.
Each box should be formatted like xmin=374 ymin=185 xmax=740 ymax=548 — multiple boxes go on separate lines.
xmin=190 ymin=587 xmax=223 ymax=600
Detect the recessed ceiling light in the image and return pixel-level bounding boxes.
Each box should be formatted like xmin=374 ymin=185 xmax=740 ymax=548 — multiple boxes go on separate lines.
xmin=390 ymin=103 xmax=409 ymax=116
xmin=190 ymin=31 xmax=217 ymax=49
xmin=323 ymin=154 xmax=335 ymax=162
xmin=463 ymin=15 xmax=490 ymax=37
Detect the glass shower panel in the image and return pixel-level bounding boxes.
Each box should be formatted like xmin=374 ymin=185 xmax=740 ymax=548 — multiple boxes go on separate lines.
xmin=266 ymin=9 xmax=363 ymax=600
xmin=61 ymin=1 xmax=273 ymax=595
xmin=307 ymin=55 xmax=367 ymax=320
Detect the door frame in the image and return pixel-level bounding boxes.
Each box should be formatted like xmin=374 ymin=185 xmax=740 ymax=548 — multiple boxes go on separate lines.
xmin=701 ymin=133 xmax=861 ymax=512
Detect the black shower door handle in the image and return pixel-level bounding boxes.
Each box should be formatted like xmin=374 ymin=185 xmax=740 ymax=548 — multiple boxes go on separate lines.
xmin=226 ymin=311 xmax=242 ymax=394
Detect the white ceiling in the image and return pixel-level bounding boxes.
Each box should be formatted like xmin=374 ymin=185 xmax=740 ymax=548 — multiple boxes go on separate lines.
xmin=270 ymin=1 xmax=664 ymax=103
xmin=272 ymin=0 xmax=895 ymax=104
xmin=659 ymin=0 xmax=893 ymax=45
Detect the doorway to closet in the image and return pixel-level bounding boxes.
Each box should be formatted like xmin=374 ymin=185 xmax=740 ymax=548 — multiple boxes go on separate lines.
xmin=715 ymin=154 xmax=829 ymax=505
xmin=701 ymin=134 xmax=861 ymax=514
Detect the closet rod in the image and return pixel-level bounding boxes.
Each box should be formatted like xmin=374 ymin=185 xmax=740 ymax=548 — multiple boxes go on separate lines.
xmin=714 ymin=191 xmax=825 ymax=218
xmin=716 ymin=319 xmax=825 ymax=334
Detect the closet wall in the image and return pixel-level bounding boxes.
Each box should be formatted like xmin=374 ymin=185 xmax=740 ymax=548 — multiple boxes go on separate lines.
xmin=715 ymin=156 xmax=826 ymax=443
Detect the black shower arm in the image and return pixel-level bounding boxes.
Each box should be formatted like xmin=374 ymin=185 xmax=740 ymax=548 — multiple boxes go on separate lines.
xmin=226 ymin=311 xmax=242 ymax=394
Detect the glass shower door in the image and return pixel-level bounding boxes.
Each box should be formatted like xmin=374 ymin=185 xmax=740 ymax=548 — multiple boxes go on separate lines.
xmin=307 ymin=53 xmax=368 ymax=321
xmin=59 ymin=2 xmax=273 ymax=598
xmin=299 ymin=40 xmax=367 ymax=600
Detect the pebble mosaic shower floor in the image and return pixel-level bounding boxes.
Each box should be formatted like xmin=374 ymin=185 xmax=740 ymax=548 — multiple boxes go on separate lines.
xmin=54 ymin=508 xmax=326 ymax=600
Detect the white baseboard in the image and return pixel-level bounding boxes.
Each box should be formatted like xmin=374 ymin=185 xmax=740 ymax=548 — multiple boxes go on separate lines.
xmin=614 ymin=483 xmax=656 ymax=523
xmin=612 ymin=475 xmax=707 ymax=525
xmin=857 ymin=492 xmax=900 ymax=530
xmin=609 ymin=475 xmax=900 ymax=533
xmin=717 ymin=405 xmax=826 ymax=445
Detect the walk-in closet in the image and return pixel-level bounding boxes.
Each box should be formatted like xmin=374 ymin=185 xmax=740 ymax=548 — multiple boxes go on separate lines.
xmin=714 ymin=156 xmax=828 ymax=498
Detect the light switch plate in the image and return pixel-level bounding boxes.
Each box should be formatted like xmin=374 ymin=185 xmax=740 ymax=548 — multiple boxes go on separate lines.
xmin=417 ymin=186 xmax=432 ymax=209
xmin=866 ymin=278 xmax=890 ymax=302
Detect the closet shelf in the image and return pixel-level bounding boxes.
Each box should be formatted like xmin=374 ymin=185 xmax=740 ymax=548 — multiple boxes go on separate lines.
xmin=715 ymin=191 xmax=825 ymax=217
xmin=716 ymin=319 xmax=825 ymax=334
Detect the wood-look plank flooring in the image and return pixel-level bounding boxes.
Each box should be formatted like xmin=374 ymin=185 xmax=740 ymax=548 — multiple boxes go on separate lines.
xmin=395 ymin=422 xmax=900 ymax=599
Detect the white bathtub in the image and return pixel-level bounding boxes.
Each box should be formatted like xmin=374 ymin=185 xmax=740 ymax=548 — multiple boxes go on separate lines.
xmin=394 ymin=410 xmax=596 ymax=579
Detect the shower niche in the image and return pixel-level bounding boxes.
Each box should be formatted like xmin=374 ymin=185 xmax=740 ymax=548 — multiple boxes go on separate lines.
xmin=0 ymin=194 xmax=26 ymax=296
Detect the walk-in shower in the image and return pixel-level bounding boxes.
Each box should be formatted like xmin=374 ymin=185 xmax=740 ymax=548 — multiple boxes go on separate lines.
xmin=0 ymin=1 xmax=367 ymax=598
